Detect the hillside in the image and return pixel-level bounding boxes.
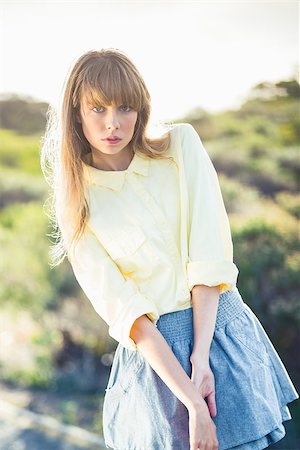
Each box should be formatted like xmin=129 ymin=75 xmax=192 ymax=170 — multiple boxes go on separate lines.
xmin=0 ymin=79 xmax=299 ymax=443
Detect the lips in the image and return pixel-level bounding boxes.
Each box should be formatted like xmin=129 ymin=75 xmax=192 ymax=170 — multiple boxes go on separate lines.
xmin=103 ymin=137 xmax=121 ymax=142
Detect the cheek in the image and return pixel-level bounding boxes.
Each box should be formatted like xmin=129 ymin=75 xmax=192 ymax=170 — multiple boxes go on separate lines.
xmin=126 ymin=113 xmax=138 ymax=132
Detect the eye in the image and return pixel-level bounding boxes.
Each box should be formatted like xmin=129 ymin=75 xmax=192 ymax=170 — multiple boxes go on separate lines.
xmin=92 ymin=106 xmax=104 ymax=113
xmin=120 ymin=105 xmax=132 ymax=112
xmin=91 ymin=105 xmax=133 ymax=113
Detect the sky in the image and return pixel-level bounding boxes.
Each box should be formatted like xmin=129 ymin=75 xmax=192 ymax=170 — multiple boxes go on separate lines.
xmin=0 ymin=0 xmax=298 ymax=123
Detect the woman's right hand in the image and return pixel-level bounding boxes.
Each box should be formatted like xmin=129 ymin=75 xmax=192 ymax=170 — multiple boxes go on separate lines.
xmin=188 ymin=398 xmax=219 ymax=450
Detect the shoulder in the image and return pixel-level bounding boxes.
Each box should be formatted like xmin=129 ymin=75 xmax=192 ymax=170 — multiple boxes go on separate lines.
xmin=168 ymin=122 xmax=202 ymax=150
xmin=168 ymin=122 xmax=206 ymax=163
xmin=168 ymin=122 xmax=195 ymax=139
xmin=165 ymin=122 xmax=198 ymax=159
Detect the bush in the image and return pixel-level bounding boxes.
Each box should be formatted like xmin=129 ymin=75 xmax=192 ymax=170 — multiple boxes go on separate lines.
xmin=0 ymin=167 xmax=48 ymax=208
xmin=0 ymin=94 xmax=48 ymax=135
xmin=235 ymin=220 xmax=299 ymax=300
xmin=0 ymin=128 xmax=43 ymax=175
xmin=0 ymin=201 xmax=61 ymax=314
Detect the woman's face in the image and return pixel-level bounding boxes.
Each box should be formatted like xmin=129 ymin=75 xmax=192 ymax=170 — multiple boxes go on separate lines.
xmin=78 ymin=98 xmax=138 ymax=156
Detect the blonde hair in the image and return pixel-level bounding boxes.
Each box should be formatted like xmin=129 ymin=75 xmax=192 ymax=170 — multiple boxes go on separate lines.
xmin=40 ymin=48 xmax=174 ymax=267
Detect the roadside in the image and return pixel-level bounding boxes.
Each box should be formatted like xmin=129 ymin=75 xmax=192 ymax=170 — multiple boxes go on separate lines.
xmin=0 ymin=398 xmax=106 ymax=450
xmin=0 ymin=380 xmax=107 ymax=450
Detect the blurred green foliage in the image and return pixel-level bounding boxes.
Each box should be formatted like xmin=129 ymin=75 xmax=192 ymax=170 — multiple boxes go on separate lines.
xmin=0 ymin=128 xmax=44 ymax=173
xmin=0 ymin=201 xmax=71 ymax=314
xmin=0 ymin=79 xmax=299 ymax=437
xmin=0 ymin=93 xmax=48 ymax=135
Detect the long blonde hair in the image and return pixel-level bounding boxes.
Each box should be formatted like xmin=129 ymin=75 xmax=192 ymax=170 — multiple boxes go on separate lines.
xmin=40 ymin=48 xmax=174 ymax=267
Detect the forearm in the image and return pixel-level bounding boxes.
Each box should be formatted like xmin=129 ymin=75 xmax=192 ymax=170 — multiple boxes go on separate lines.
xmin=191 ymin=285 xmax=220 ymax=363
xmin=129 ymin=314 xmax=204 ymax=411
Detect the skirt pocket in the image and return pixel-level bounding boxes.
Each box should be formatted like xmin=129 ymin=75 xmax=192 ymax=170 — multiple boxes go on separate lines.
xmin=104 ymin=344 xmax=144 ymax=397
xmin=225 ymin=308 xmax=273 ymax=368
xmin=103 ymin=345 xmax=145 ymax=449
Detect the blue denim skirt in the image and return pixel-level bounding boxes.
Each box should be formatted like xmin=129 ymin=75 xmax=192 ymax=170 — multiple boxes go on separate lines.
xmin=102 ymin=287 xmax=299 ymax=450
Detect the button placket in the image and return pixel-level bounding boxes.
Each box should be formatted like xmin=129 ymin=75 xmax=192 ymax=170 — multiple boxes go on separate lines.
xmin=129 ymin=176 xmax=181 ymax=263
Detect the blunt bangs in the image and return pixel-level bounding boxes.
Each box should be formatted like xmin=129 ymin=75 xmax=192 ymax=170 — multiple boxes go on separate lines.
xmin=79 ymin=59 xmax=144 ymax=112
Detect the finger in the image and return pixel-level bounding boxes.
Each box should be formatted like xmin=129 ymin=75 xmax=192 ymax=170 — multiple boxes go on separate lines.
xmin=190 ymin=365 xmax=195 ymax=384
xmin=189 ymin=440 xmax=197 ymax=450
xmin=206 ymin=391 xmax=217 ymax=417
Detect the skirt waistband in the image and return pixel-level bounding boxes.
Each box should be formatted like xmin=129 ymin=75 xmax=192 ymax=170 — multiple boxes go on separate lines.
xmin=156 ymin=287 xmax=247 ymax=343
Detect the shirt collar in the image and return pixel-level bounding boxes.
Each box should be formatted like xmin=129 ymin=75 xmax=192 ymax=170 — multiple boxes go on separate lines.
xmin=82 ymin=151 xmax=150 ymax=191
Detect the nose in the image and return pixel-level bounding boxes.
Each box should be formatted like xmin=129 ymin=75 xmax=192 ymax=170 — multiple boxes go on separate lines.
xmin=105 ymin=107 xmax=120 ymax=130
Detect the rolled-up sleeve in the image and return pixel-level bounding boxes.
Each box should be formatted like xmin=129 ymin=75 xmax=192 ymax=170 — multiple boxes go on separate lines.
xmin=67 ymin=225 xmax=160 ymax=350
xmin=181 ymin=124 xmax=239 ymax=294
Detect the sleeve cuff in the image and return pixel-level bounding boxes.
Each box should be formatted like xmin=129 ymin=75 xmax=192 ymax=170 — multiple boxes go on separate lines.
xmin=187 ymin=260 xmax=239 ymax=294
xmin=108 ymin=292 xmax=160 ymax=351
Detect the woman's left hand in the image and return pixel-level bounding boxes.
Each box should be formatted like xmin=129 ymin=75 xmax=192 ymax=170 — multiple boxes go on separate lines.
xmin=190 ymin=356 xmax=217 ymax=418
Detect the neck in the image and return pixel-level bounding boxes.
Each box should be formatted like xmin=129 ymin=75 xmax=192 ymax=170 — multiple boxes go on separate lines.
xmin=91 ymin=146 xmax=134 ymax=171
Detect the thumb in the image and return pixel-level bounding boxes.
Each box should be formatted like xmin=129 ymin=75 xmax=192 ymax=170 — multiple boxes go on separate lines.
xmin=206 ymin=390 xmax=217 ymax=417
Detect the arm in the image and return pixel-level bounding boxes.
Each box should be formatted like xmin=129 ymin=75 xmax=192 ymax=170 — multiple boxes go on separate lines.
xmin=130 ymin=314 xmax=204 ymax=411
xmin=179 ymin=124 xmax=237 ymax=420
xmin=181 ymin=123 xmax=239 ymax=295
xmin=190 ymin=284 xmax=220 ymax=363
xmin=189 ymin=284 xmax=220 ymax=420
xmin=130 ymin=314 xmax=219 ymax=447
xmin=68 ymin=223 xmax=210 ymax=414
xmin=66 ymin=223 xmax=160 ymax=351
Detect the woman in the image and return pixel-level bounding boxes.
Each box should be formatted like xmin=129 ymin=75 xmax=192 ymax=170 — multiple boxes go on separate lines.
xmin=40 ymin=48 xmax=299 ymax=450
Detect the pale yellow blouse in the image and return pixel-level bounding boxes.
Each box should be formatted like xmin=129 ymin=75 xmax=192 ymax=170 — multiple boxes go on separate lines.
xmin=67 ymin=123 xmax=239 ymax=351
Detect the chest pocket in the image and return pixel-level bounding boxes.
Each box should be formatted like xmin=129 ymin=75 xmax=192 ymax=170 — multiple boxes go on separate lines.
xmin=101 ymin=225 xmax=147 ymax=261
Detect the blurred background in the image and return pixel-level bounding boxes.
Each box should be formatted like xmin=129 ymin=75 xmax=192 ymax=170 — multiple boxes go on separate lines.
xmin=0 ymin=1 xmax=299 ymax=449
